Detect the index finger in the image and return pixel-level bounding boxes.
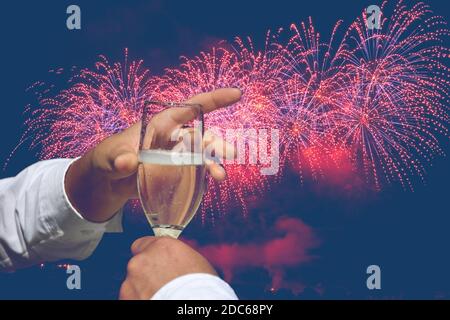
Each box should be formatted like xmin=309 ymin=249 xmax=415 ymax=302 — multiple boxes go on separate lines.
xmin=169 ymin=88 xmax=242 ymax=124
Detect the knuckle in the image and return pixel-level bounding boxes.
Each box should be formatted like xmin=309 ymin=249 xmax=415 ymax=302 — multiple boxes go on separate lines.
xmin=155 ymin=237 xmax=186 ymax=257
xmin=119 ymin=282 xmax=132 ymax=300
xmin=131 ymin=238 xmax=143 ymax=253
xmin=131 ymin=236 xmax=153 ymax=254
xmin=153 ymin=236 xmax=177 ymax=249
xmin=127 ymin=255 xmax=144 ymax=274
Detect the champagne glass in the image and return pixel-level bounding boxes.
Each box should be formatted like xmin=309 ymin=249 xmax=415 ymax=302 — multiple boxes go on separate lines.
xmin=137 ymin=101 xmax=206 ymax=238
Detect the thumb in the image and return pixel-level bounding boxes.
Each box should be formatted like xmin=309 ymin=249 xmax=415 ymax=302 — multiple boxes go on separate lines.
xmin=112 ymin=150 xmax=139 ymax=179
xmin=93 ymin=123 xmax=140 ymax=179
xmin=131 ymin=236 xmax=158 ymax=255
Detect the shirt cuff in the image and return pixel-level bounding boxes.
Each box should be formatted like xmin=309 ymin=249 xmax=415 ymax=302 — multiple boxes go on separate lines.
xmin=33 ymin=158 xmax=123 ymax=262
xmin=151 ymin=273 xmax=238 ymax=300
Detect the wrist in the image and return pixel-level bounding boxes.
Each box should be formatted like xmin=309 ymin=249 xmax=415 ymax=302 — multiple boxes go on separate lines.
xmin=65 ymin=152 xmax=122 ymax=222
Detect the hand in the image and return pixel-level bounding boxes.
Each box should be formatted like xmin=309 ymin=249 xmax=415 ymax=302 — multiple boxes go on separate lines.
xmin=65 ymin=88 xmax=241 ymax=222
xmin=119 ymin=236 xmax=216 ymax=300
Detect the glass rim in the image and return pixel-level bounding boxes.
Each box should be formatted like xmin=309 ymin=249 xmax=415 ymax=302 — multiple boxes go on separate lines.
xmin=139 ymin=100 xmax=205 ymax=151
xmin=144 ymin=100 xmax=203 ymax=110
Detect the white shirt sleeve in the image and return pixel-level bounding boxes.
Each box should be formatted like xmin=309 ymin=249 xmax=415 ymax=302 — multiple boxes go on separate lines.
xmin=0 ymin=158 xmax=123 ymax=271
xmin=151 ymin=273 xmax=238 ymax=300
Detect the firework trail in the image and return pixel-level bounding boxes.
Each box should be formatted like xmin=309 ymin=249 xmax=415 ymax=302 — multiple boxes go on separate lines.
xmin=15 ymin=0 xmax=449 ymax=218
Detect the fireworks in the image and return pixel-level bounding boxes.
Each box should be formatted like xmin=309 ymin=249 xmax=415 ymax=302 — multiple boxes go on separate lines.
xmin=331 ymin=0 xmax=450 ymax=189
xmin=274 ymin=17 xmax=348 ymax=181
xmin=18 ymin=49 xmax=154 ymax=160
xmin=16 ymin=1 xmax=449 ymax=217
xmin=150 ymin=33 xmax=288 ymax=216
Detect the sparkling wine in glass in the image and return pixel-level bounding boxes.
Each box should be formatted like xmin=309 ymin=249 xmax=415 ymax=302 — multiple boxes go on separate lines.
xmin=137 ymin=101 xmax=205 ymax=238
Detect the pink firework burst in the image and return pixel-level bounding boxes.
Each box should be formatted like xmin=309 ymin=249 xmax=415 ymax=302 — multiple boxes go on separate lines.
xmin=274 ymin=18 xmax=350 ymax=182
xmin=331 ymin=0 xmax=450 ymax=190
xmin=151 ymin=34 xmax=288 ymax=216
xmin=20 ymin=50 xmax=153 ymax=160
xmin=13 ymin=0 xmax=450 ymax=221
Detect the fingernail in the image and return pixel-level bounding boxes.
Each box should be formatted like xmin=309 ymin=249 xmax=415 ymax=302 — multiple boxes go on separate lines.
xmin=233 ymin=87 xmax=243 ymax=95
xmin=205 ymin=153 xmax=221 ymax=164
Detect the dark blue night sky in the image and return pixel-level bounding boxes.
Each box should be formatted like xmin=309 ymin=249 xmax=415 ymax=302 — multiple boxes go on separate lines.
xmin=0 ymin=0 xmax=449 ymax=299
